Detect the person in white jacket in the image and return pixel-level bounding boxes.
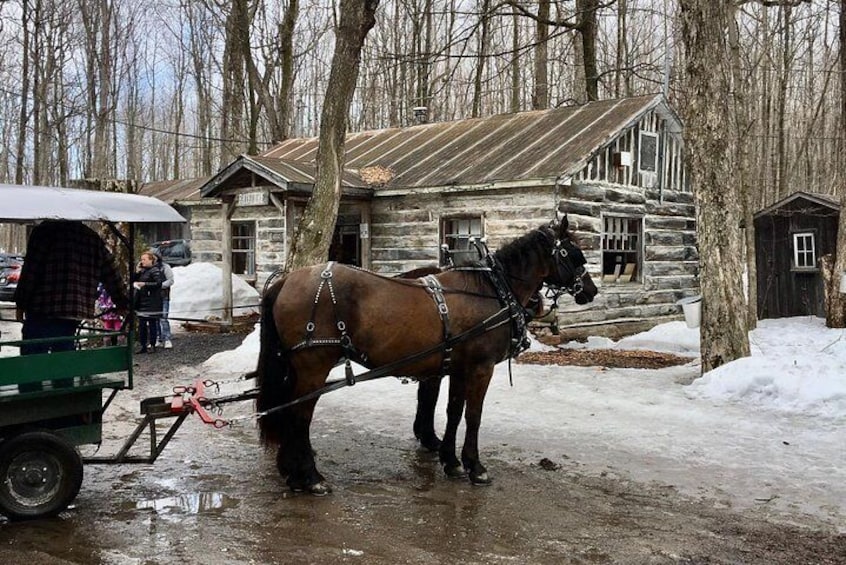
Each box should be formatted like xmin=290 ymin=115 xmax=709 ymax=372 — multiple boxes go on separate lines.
xmin=152 ymin=250 xmax=174 ymax=349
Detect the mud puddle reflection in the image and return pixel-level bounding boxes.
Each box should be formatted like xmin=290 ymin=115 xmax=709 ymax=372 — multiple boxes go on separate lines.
xmin=132 ymin=492 xmax=239 ymax=514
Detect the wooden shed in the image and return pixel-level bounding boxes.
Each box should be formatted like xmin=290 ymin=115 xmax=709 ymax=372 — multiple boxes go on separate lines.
xmin=141 ymin=94 xmax=698 ymax=332
xmin=754 ymin=192 xmax=840 ymax=319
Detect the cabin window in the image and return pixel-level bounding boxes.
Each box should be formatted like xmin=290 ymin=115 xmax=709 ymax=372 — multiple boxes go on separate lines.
xmin=441 ymin=216 xmax=483 ymax=266
xmin=601 ymin=216 xmax=642 ymax=283
xmin=792 ymin=231 xmax=817 ymax=271
xmin=638 ymin=131 xmax=659 ymax=173
xmin=232 ymin=221 xmax=256 ymax=275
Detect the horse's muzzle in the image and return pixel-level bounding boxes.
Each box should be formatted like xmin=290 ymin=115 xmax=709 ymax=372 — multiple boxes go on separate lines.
xmin=574 ymin=292 xmax=593 ymax=305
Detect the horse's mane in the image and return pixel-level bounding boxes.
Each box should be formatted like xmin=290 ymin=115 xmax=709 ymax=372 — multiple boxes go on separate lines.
xmin=493 ymin=225 xmax=555 ymax=275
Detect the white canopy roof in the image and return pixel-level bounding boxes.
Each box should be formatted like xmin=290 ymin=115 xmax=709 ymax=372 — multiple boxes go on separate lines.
xmin=0 ymin=184 xmax=187 ymax=223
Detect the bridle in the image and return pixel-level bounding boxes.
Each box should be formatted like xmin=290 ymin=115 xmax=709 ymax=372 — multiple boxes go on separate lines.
xmin=550 ymin=236 xmax=589 ymax=301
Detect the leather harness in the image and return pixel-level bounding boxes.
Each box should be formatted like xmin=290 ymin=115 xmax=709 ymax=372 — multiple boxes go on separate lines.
xmin=288 ymin=248 xmax=532 ymax=384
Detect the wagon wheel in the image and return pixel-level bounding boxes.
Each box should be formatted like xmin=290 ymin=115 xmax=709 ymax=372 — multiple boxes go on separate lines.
xmin=0 ymin=431 xmax=84 ymax=520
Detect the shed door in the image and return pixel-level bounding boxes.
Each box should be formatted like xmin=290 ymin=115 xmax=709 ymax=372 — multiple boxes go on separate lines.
xmin=329 ymin=211 xmax=361 ymax=266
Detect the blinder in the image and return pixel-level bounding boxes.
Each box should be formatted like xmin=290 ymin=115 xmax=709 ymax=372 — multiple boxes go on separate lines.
xmin=549 ymin=237 xmax=588 ymax=299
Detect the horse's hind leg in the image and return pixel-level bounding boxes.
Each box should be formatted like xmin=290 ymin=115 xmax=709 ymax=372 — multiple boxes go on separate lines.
xmin=281 ymin=355 xmax=335 ymax=496
xmin=413 ymin=377 xmax=442 ymax=452
xmin=461 ymin=365 xmax=495 ymax=485
xmin=284 ymin=398 xmax=331 ymax=495
xmin=439 ymin=375 xmax=465 ymax=478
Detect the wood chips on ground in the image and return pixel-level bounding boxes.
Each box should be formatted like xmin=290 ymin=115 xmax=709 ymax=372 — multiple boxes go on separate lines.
xmin=517 ymin=348 xmax=692 ymax=369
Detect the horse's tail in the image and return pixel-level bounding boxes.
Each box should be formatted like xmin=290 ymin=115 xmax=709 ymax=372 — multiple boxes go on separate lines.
xmin=250 ymin=275 xmax=293 ymax=447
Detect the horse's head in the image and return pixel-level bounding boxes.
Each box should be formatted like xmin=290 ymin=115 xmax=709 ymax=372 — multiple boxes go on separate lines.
xmin=543 ymin=216 xmax=598 ymax=305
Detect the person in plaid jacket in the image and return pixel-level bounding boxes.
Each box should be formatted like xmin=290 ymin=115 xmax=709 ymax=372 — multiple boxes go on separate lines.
xmin=15 ymin=220 xmax=129 ymax=355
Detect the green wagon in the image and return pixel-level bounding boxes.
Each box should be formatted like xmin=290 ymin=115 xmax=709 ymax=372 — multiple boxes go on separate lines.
xmin=0 ymin=184 xmax=188 ymax=520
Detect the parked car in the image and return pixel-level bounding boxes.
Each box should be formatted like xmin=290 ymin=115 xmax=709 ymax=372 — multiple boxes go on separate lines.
xmin=150 ymin=239 xmax=192 ymax=267
xmin=0 ymin=253 xmax=24 ymax=302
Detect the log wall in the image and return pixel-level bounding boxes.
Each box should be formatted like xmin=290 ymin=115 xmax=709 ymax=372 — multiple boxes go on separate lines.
xmin=369 ymin=181 xmax=698 ymax=328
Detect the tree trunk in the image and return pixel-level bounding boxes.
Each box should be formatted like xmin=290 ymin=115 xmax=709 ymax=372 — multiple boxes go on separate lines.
xmin=828 ymin=0 xmax=846 ymax=328
xmin=414 ymin=0 xmax=433 ymax=111
xmin=187 ymin=5 xmax=214 ymax=176
xmin=92 ymin=0 xmax=113 ymax=179
xmin=679 ymin=0 xmax=750 ymax=373
xmin=775 ymin=5 xmax=792 ymax=201
xmin=15 ymin=0 xmax=31 ymax=185
xmin=576 ymin=0 xmax=599 ymax=102
xmin=531 ymin=0 xmax=549 ymax=110
xmin=241 ymin=0 xmax=298 ymax=145
xmin=728 ymin=4 xmax=757 ymax=330
xmin=471 ymin=0 xmax=491 ymax=118
xmin=220 ymin=0 xmax=248 ymax=166
xmin=615 ymin=0 xmax=628 ymax=98
xmin=510 ymin=12 xmax=520 ymax=113
xmin=286 ymin=0 xmax=379 ymax=272
xmin=275 ymin=0 xmax=299 ymax=142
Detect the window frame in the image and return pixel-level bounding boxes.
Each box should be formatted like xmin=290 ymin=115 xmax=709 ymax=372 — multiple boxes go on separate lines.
xmin=440 ymin=215 xmax=484 ymax=266
xmin=638 ymin=130 xmax=659 ymax=174
xmin=601 ymin=215 xmax=643 ymax=284
xmin=231 ymin=220 xmax=257 ymax=276
xmin=791 ymin=230 xmax=817 ymax=272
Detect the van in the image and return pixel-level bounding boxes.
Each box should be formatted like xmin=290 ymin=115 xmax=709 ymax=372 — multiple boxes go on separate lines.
xmin=150 ymin=240 xmax=192 ymax=267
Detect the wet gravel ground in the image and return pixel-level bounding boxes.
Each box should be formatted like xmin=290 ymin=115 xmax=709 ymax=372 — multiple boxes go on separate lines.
xmin=0 ymin=329 xmax=844 ymax=564
xmin=132 ymin=330 xmax=248 ymax=376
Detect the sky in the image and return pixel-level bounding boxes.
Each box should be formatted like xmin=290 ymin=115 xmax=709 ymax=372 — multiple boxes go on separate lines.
xmin=1 ymin=263 xmax=843 ymax=531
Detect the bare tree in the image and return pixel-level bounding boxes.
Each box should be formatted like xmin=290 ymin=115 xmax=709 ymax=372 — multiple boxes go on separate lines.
xmin=219 ymin=0 xmax=248 ymax=165
xmin=827 ymin=0 xmax=846 ymax=328
xmin=14 ymin=0 xmax=31 ymax=185
xmin=286 ymin=0 xmax=379 ymax=271
xmin=507 ymin=0 xmax=599 ymax=104
xmin=471 ymin=0 xmax=491 ymax=118
xmin=679 ymin=0 xmax=751 ymax=373
xmin=728 ymin=4 xmax=758 ymax=331
xmin=184 ymin=0 xmax=216 ymax=176
xmin=614 ymin=0 xmax=628 ymax=97
xmin=532 ymin=0 xmax=549 ymax=109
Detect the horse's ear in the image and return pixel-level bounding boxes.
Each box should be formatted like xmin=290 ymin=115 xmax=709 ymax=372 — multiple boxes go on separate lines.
xmin=552 ymin=211 xmax=569 ymax=235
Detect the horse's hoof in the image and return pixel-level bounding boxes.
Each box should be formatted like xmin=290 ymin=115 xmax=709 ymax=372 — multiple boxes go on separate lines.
xmin=290 ymin=481 xmax=332 ymax=496
xmin=469 ymin=471 xmax=492 ymax=485
xmin=443 ymin=464 xmax=466 ymax=479
xmin=307 ymin=481 xmax=333 ymax=496
xmin=417 ymin=436 xmax=442 ymax=453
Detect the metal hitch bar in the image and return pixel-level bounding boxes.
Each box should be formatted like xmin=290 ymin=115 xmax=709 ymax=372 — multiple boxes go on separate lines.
xmin=83 ymin=379 xmax=259 ymax=466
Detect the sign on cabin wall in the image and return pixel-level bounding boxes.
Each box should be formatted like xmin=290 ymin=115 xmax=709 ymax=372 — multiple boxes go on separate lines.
xmin=237 ymin=190 xmax=269 ymax=207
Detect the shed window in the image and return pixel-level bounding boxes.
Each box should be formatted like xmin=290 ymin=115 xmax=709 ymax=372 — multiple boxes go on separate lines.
xmin=638 ymin=131 xmax=659 ymax=173
xmin=602 ymin=216 xmax=641 ymax=283
xmin=232 ymin=221 xmax=256 ymax=275
xmin=792 ymin=232 xmax=816 ymax=270
xmin=441 ymin=216 xmax=483 ymax=266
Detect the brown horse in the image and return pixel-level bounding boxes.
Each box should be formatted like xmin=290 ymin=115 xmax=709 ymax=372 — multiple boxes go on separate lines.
xmin=254 ymin=216 xmax=597 ymax=494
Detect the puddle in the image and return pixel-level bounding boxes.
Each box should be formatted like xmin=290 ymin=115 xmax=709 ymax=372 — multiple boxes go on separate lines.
xmin=133 ymin=492 xmax=238 ymax=514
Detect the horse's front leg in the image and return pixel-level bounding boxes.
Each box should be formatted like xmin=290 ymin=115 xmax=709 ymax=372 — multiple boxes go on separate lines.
xmin=439 ymin=374 xmax=465 ymax=478
xmin=461 ymin=365 xmax=495 ymax=485
xmin=413 ymin=377 xmax=442 ymax=452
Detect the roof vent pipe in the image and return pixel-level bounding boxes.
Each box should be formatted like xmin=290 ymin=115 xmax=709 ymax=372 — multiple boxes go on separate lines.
xmin=412 ymin=106 xmax=428 ymax=125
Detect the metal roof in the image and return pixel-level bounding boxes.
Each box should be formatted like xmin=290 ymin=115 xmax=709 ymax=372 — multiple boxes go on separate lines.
xmin=139 ymin=177 xmax=209 ymax=204
xmin=0 ymin=184 xmax=187 ymax=223
xmin=754 ymin=191 xmax=840 ymax=219
xmin=261 ymin=93 xmax=674 ymax=190
xmin=198 ymin=155 xmax=372 ymax=198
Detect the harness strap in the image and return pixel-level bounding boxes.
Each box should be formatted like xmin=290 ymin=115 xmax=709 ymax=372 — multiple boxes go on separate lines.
xmin=256 ymin=305 xmax=515 ymax=419
xmin=474 ymin=241 xmax=532 ymax=360
xmin=423 ymin=275 xmax=452 ymax=377
xmin=299 ymin=262 xmax=360 ymax=385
